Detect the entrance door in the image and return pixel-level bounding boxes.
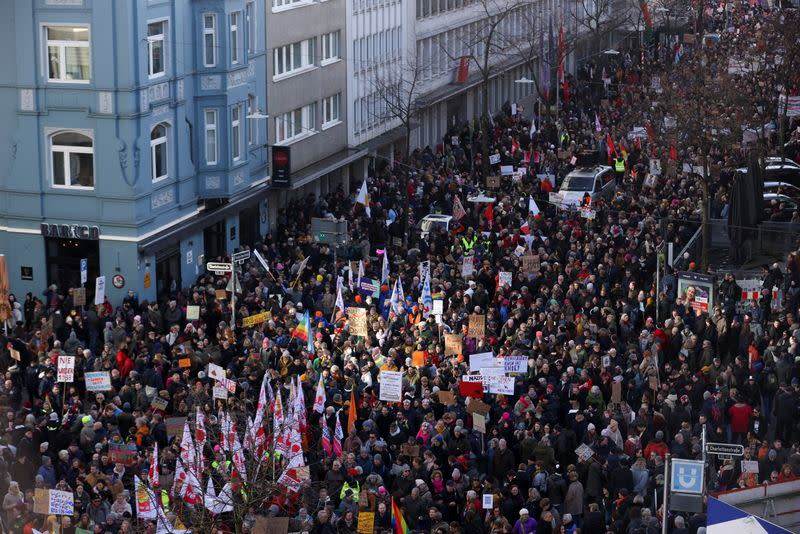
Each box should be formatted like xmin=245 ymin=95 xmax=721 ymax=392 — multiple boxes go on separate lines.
xmin=45 ymin=238 xmax=100 ymax=297
xmin=203 ymin=221 xmax=226 ymax=261
xmin=155 ymin=247 xmax=181 ymax=302
xmin=239 ymin=204 xmax=260 ymax=248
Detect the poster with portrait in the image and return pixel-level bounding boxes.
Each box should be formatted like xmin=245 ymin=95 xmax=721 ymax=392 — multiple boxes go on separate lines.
xmin=677 ymin=272 xmax=716 ymax=314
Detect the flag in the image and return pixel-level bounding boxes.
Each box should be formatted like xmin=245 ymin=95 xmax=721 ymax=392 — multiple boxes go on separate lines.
xmin=778 ymin=94 xmax=800 ymax=117
xmin=357 ymin=260 xmax=365 ymax=289
xmin=175 ymin=420 xmax=202 ymax=505
xmin=595 ymin=113 xmax=602 ymax=133
xmin=563 ymin=77 xmax=570 ymax=105
xmin=273 ymin=392 xmax=287 ymax=452
xmin=669 ymin=144 xmax=678 ymax=161
xmin=333 ymin=409 xmax=344 ymax=457
xmin=135 ymin=476 xmax=158 ymax=520
xmin=148 ymin=443 xmax=160 ymax=487
xmin=557 ymin=18 xmax=565 ymax=82
xmin=636 ymin=136 xmax=642 ymax=151
xmin=356 ymin=179 xmax=371 ymax=218
xmin=396 ymin=276 xmax=405 ymax=306
xmin=620 ymin=141 xmax=628 ymax=160
xmin=392 ymin=497 xmax=410 ymax=534
xmin=294 ymin=375 xmax=307 ymax=435
xmin=421 ymin=268 xmax=432 ymax=318
xmin=204 ymin=479 xmax=234 ymax=515
xmin=253 ymin=374 xmax=269 ymax=455
xmin=538 ymin=21 xmax=549 ymax=100
xmin=321 ymin=418 xmax=333 ymax=456
xmin=292 ymin=311 xmax=310 ymax=342
xmin=452 ymin=196 xmax=466 ymax=220
xmin=231 ymin=430 xmax=247 ymax=483
xmin=520 ymin=221 xmax=530 ymax=235
xmin=529 ymin=116 xmax=537 ymax=138
xmin=347 ymin=262 xmax=354 ymax=292
xmin=335 ymin=282 xmax=346 ymax=315
xmin=484 ymin=203 xmax=494 ymax=227
xmin=547 ymin=16 xmax=554 ymax=98
xmin=195 ymin=407 xmax=207 ymax=473
xmin=640 ymin=0 xmax=654 ymax=42
xmin=381 ymin=251 xmax=390 ymax=285
xmin=511 ymin=137 xmax=519 ymax=155
xmin=307 ymin=321 xmax=315 ymax=354
xmin=293 ymin=255 xmax=310 ymax=282
xmin=606 ymin=133 xmax=616 ymax=157
xmin=347 ymin=389 xmax=358 ymax=434
xmin=645 ymin=122 xmax=655 ymax=141
xmin=253 ymin=249 xmax=270 ymax=273
xmin=313 ymin=376 xmax=326 ymax=414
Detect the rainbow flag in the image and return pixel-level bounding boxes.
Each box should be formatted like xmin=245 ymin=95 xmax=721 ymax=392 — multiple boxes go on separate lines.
xmin=292 ymin=311 xmax=309 ymax=343
xmin=392 ymin=497 xmax=409 ymax=534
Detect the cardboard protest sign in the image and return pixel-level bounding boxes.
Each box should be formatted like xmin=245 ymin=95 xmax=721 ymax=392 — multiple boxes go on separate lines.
xmin=178 ymin=358 xmax=192 ymax=368
xmin=466 ymin=398 xmax=490 ymax=415
xmin=741 ymin=460 xmax=759 ymax=473
xmin=151 ymin=396 xmax=168 ymax=411
xmin=401 ymin=444 xmax=421 ymax=457
xmin=468 ymin=314 xmax=485 ymax=338
xmin=469 ymin=352 xmax=495 ymax=372
xmin=437 ymin=390 xmax=456 ymax=405
xmin=358 ymin=512 xmax=375 ymax=534
xmin=522 ymin=255 xmax=540 ymax=274
xmin=109 ymin=442 xmax=138 ymax=466
xmin=9 ymin=347 xmax=20 ymax=361
xmin=72 ymin=287 xmax=86 ymax=306
xmin=186 ymin=305 xmax=200 ymax=320
xmin=379 ymin=371 xmax=403 ymax=403
xmin=348 ymin=307 xmax=368 ymax=336
xmin=473 ymin=412 xmax=487 ymax=433
xmin=34 ymin=489 xmax=49 ymax=514
xmin=445 ymin=334 xmax=463 ymax=356
xmin=504 ymin=356 xmax=528 ymax=374
xmin=215 ymin=289 xmax=228 ymax=300
xmin=57 ymin=355 xmax=75 ymax=382
xmin=85 ymin=371 xmax=112 ymax=391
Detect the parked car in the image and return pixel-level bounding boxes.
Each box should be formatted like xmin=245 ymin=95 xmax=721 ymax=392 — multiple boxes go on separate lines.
xmin=556 ymin=166 xmax=615 ymax=207
xmin=763 ymin=193 xmax=799 ymax=222
xmin=737 ymin=159 xmax=800 ymax=188
xmin=417 ymin=214 xmax=453 ymax=238
xmin=763 ymin=181 xmax=800 ymax=201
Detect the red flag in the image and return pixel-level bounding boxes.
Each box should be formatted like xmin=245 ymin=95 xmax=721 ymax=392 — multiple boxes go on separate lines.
xmin=484 ymin=203 xmax=494 ymax=227
xmin=511 ymin=138 xmax=519 ymax=155
xmin=636 ymin=137 xmax=642 ymax=151
xmin=669 ymin=144 xmax=678 ymax=161
xmin=347 ymin=388 xmax=357 ymax=434
xmin=645 ymin=122 xmax=655 ymax=141
xmin=606 ymin=133 xmax=616 ymax=157
xmin=459 ymin=380 xmax=484 ymax=399
xmin=521 ymin=221 xmax=530 ymax=235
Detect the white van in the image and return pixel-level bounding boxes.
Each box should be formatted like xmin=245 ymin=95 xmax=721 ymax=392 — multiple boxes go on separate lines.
xmin=556 ymin=166 xmax=615 ymax=208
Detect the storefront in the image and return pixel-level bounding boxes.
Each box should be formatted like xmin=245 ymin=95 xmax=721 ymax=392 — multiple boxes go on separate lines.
xmin=41 ymin=222 xmax=101 ymax=297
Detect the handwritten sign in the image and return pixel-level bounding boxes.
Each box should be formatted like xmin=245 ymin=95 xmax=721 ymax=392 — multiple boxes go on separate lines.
xmin=437 ymin=390 xmax=456 ymax=405
xmin=412 ymin=351 xmax=425 ymax=367
xmin=444 ymin=334 xmax=463 ymax=356
xmin=34 ymin=489 xmax=49 ymax=514
xmin=109 ymin=442 xmax=138 ymax=466
xmin=219 ymin=377 xmax=237 ymax=394
xmin=741 ymin=460 xmax=759 ymax=473
xmin=498 ymin=271 xmax=512 ymax=288
xmin=379 ymin=371 xmax=403 ymax=403
xmin=482 ymin=494 xmax=494 ymax=509
xmin=462 ymin=256 xmax=475 ymax=278
xmin=522 ymin=254 xmax=539 ymax=274
xmin=466 ymin=398 xmax=490 ymax=415
xmin=473 ymin=412 xmax=486 ymax=433
xmin=178 ymin=358 xmax=192 ymax=368
xmin=186 ymin=305 xmax=200 ymax=320
xmin=242 ymin=311 xmax=271 ymax=328
xmin=469 ymin=314 xmax=485 ymax=338
xmin=469 ymin=352 xmax=495 ymax=372
xmin=575 ymin=443 xmax=594 ymax=461
xmin=358 ymin=512 xmax=375 ymax=534
xmin=85 ymin=371 xmax=112 ymax=391
xmin=213 ymin=384 xmax=228 ymax=400
xmin=348 ymin=307 xmax=368 ymax=337
xmin=151 ymin=396 xmax=168 ymax=411
xmin=488 ymin=376 xmax=515 ymax=395
xmin=207 ymin=363 xmax=225 ymax=381
xmin=215 ymin=289 xmax=228 ymax=300
xmin=72 ymin=287 xmax=86 ymax=306
xmin=504 ymin=356 xmax=528 ymax=374
xmin=489 ymin=154 xmax=501 ymax=165
xmin=57 ymin=356 xmax=75 ymax=382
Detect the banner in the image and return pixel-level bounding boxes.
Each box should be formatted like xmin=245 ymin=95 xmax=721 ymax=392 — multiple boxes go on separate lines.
xmin=85 ymin=371 xmax=112 ymax=391
xmin=503 ymin=356 xmax=528 ymax=374
xmin=379 ymin=371 xmax=403 ymax=402
xmin=57 ymin=355 xmax=75 ymax=382
xmin=348 ymin=307 xmax=368 ymax=336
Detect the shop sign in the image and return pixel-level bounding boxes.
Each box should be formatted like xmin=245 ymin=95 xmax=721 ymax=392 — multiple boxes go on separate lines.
xmin=40 ymin=223 xmax=100 ymax=240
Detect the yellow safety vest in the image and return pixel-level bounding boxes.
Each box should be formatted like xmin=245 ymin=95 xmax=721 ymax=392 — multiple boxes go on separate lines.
xmin=462 ymin=236 xmax=477 ymax=251
xmin=614 ymin=158 xmax=626 ymax=172
xmin=340 ymin=481 xmax=361 ymax=502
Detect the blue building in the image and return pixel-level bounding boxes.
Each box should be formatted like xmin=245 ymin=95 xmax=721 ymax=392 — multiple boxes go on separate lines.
xmin=0 ymin=0 xmax=268 ymax=305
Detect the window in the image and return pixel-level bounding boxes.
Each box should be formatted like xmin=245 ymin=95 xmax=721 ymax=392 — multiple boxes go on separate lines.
xmin=274 ymin=103 xmax=316 ymax=144
xmin=246 ymin=2 xmax=256 ymax=54
xmin=273 ymin=38 xmax=315 ymax=78
xmin=205 ymin=110 xmax=218 ymax=165
xmin=203 ymin=14 xmax=216 ymax=67
xmin=150 ymin=124 xmax=168 ymax=181
xmin=322 ymin=93 xmax=341 ymax=127
xmin=273 ymin=0 xmax=309 ymax=8
xmin=45 ymin=26 xmax=91 ymax=82
xmin=50 ymin=131 xmax=94 ymax=188
xmin=148 ymin=21 xmax=166 ymax=77
xmin=230 ymin=12 xmax=240 ymax=64
xmin=321 ymin=31 xmax=340 ymax=64
xmin=232 ymin=105 xmax=241 ymax=161
xmin=248 ymin=94 xmax=257 ymax=145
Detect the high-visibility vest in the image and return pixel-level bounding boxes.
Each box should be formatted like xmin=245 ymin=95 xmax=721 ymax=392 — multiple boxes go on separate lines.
xmin=461 ymin=236 xmax=477 ymax=251
xmin=614 ymin=158 xmax=626 ymax=172
xmin=340 ymin=481 xmax=360 ymax=502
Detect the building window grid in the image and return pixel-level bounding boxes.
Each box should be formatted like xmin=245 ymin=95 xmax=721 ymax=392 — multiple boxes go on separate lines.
xmin=322 ymin=31 xmax=340 ymax=63
xmin=246 ymin=2 xmax=256 ymax=54
xmin=45 ymin=26 xmax=91 ymax=82
xmin=274 ymin=103 xmax=317 ymax=144
xmin=323 ymin=93 xmax=341 ymax=126
xmin=203 ymin=14 xmax=216 ymax=67
xmin=273 ymin=38 xmax=315 ymax=77
xmin=230 ymin=12 xmax=241 ymax=65
xmin=147 ymin=21 xmax=166 ymax=78
xmin=232 ymin=104 xmax=242 ymax=161
xmin=50 ymin=131 xmax=94 ymax=189
xmin=151 ymin=123 xmax=168 ymax=182
xmin=205 ymin=109 xmax=218 ymax=165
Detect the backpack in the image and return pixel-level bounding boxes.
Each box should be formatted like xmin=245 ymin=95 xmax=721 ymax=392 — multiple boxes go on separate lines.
xmin=533 ymin=470 xmax=548 ymax=494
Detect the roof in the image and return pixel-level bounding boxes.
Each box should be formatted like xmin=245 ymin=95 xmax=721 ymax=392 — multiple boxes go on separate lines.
xmin=708 ymin=497 xmax=792 ymax=534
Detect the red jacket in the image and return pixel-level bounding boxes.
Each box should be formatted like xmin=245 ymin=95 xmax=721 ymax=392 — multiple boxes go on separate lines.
xmin=116 ymin=351 xmax=133 ymax=380
xmin=644 ymin=439 xmax=669 ymax=460
xmin=728 ymin=403 xmax=753 ymax=434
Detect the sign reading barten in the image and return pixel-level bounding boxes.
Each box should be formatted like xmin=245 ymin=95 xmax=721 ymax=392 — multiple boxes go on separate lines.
xmin=41 ymin=223 xmax=100 ymax=240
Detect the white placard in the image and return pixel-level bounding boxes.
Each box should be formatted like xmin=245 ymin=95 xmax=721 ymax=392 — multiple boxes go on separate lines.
xmin=504 ymin=356 xmax=528 ymax=374
xmin=741 ymin=460 xmax=759 ymax=473
xmin=481 ymin=366 xmax=506 ymax=377
xmin=462 ymin=256 xmax=475 ymax=278
xmin=57 ymin=356 xmax=75 ymax=383
xmin=85 ymin=372 xmax=112 ymax=391
xmin=489 ymin=154 xmax=501 ymax=165
xmin=500 ymin=165 xmax=514 ymax=176
xmin=482 ymin=494 xmax=494 ymax=508
xmin=94 ymin=276 xmax=106 ymax=305
xmin=213 ymin=384 xmax=228 ymax=400
xmin=432 ymin=300 xmax=443 ymax=316
xmin=489 ymin=376 xmax=515 ymax=395
xmin=379 ymin=371 xmax=403 ymax=402
xmin=186 ymin=305 xmax=200 ymax=320
xmin=498 ymin=271 xmax=512 ymax=287
xmin=469 ymin=352 xmax=495 ymax=372
xmin=207 ymin=363 xmax=225 ymax=381
xmin=462 ymin=374 xmax=488 ymax=393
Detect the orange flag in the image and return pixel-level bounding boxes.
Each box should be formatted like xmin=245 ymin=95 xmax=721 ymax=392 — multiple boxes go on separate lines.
xmin=347 ymin=389 xmax=357 ymax=433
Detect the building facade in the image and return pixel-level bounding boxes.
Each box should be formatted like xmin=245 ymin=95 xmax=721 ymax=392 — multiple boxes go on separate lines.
xmin=0 ymin=0 xmax=267 ymax=304
xmin=265 ymin=0 xmax=365 ymax=218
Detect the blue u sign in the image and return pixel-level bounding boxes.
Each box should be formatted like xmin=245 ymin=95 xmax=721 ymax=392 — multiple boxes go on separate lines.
xmin=671 ymin=459 xmax=704 ymax=494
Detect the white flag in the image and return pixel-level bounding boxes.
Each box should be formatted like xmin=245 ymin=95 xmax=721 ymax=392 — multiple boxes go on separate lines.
xmin=356 ymin=179 xmax=371 ymax=217
xmin=253 ymin=249 xmax=270 ymax=272
xmin=335 ymin=283 xmax=345 ymax=314
xmin=357 ymin=260 xmax=365 ymax=289
xmin=347 ymin=262 xmax=354 ymax=292
xmin=529 ymin=116 xmax=537 ymax=138
xmin=313 ymin=375 xmax=327 ymax=414
xmin=421 ymin=269 xmax=432 ymax=318
xmin=529 ymin=196 xmax=540 ymax=216
xmin=381 ymin=251 xmax=390 ymax=284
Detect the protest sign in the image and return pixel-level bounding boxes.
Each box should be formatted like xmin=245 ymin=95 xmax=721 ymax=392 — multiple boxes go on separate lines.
xmin=213 ymin=384 xmax=228 ymax=400
xmin=9 ymin=347 xmax=20 ymax=361
xmin=489 ymin=154 xmax=501 ymax=165
xmin=178 ymin=358 xmax=192 ymax=368
xmin=166 ymin=417 xmax=186 ymax=440
xmin=462 ymin=374 xmax=488 ymax=393
xmin=473 ymin=412 xmax=487 ymax=433
xmin=486 ymin=175 xmax=501 ymax=188
xmin=466 ymin=398 xmax=490 ymax=415
xmin=358 ymin=512 xmax=375 ymax=534
xmin=215 ymin=289 xmax=228 ymax=300
xmin=611 ymin=381 xmax=622 ymax=404
xmin=94 ymin=276 xmax=106 ymax=305
xmin=151 ymin=396 xmax=168 ymax=411
xmin=401 ymin=444 xmax=421 ymax=457
xmin=412 ymin=350 xmax=425 ymax=367
xmin=469 ymin=352 xmax=495 ymax=372
xmin=437 ymin=390 xmax=456 ymax=405
xmin=482 ymin=494 xmax=494 ymax=509
xmin=432 ymin=299 xmax=443 ymax=316
xmin=186 ymin=305 xmax=200 ymax=320
xmin=85 ymin=371 xmax=112 ymax=391
xmin=207 ymin=363 xmax=225 ymax=381
xmin=219 ymin=377 xmax=237 ymax=394
xmin=379 ymin=371 xmax=403 ymax=402
xmin=48 ymin=489 xmax=74 ymax=515
xmin=498 ymin=271 xmax=512 ymax=288
xmin=468 ymin=314 xmax=485 ymax=338
xmin=348 ymin=307 xmax=368 ymax=336
xmin=481 ymin=366 xmax=505 ymax=377
xmin=462 ymin=256 xmax=475 ymax=278
xmin=459 ymin=380 xmax=484 ymax=399
xmin=109 ymin=442 xmax=138 ymax=466
xmin=575 ymin=443 xmax=594 ymax=461
xmin=444 ymin=334 xmax=463 ymax=356
xmin=489 ymin=376 xmax=515 ymax=395
xmin=500 ymin=165 xmax=514 ymax=176
xmin=57 ymin=355 xmax=75 ymax=382
xmin=358 ymin=278 xmax=381 ymax=298
xmin=34 ymin=489 xmax=50 ymax=514
xmin=522 ymin=255 xmax=540 ymax=274
xmin=72 ymin=287 xmax=86 ymax=306
xmin=741 ymin=460 xmax=759 ymax=473
xmin=242 ymin=311 xmax=270 ymax=328
xmin=504 ymin=356 xmax=528 ymax=374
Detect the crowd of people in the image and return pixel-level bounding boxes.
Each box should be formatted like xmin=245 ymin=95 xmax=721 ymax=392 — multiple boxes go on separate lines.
xmin=2 ymin=1 xmax=800 ymax=534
